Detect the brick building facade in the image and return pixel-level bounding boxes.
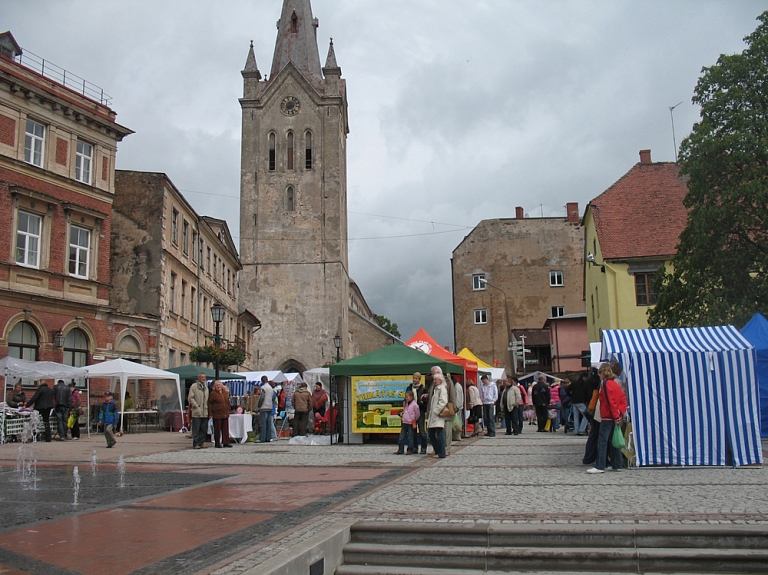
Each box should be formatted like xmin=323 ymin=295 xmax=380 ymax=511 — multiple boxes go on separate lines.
xmin=0 ymin=32 xmax=161 ymax=405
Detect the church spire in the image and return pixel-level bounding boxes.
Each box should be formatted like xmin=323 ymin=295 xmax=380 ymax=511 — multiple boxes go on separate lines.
xmin=242 ymin=40 xmax=262 ymax=80
xmin=270 ymin=0 xmax=323 ymax=87
xmin=324 ymin=38 xmax=338 ymax=69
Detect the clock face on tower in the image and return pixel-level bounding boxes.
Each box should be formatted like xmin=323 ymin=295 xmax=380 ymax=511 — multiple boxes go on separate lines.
xmin=280 ymin=96 xmax=300 ymax=116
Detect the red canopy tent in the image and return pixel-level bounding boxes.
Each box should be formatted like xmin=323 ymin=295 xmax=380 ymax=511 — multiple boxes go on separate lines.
xmin=405 ymin=328 xmax=479 ymax=384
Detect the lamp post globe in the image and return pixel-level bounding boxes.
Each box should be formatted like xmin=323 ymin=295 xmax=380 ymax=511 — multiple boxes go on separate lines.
xmin=333 ymin=334 xmax=342 ymax=363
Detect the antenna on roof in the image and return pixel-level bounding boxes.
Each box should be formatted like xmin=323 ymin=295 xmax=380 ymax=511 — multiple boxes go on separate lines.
xmin=669 ymin=101 xmax=683 ymax=163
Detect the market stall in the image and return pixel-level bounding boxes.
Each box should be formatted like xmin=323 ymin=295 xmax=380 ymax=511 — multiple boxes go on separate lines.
xmin=1 ymin=357 xmax=89 ymax=443
xmin=740 ymin=313 xmax=768 ymax=438
xmin=85 ymin=359 xmax=182 ymax=433
xmin=406 ymin=329 xmax=479 ymax=385
xmin=329 ymin=343 xmax=462 ymax=443
xmin=602 ymin=326 xmax=763 ymax=468
xmin=456 ymin=347 xmax=505 ymax=381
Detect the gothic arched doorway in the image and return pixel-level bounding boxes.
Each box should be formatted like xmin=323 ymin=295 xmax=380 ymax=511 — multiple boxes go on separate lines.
xmin=278 ymin=359 xmax=306 ymax=374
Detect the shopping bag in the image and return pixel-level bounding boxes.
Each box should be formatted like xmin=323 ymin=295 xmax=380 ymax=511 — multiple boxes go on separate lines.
xmin=611 ymin=424 xmax=626 ymax=449
xmin=67 ymin=412 xmax=78 ymax=429
xmin=544 ymin=418 xmax=551 ymax=431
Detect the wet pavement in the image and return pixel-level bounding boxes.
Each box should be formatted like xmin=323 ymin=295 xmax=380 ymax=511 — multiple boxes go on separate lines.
xmin=0 ymin=429 xmax=766 ymax=574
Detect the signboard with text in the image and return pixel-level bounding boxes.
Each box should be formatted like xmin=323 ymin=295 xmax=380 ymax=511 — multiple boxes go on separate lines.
xmin=351 ymin=375 xmax=412 ymax=434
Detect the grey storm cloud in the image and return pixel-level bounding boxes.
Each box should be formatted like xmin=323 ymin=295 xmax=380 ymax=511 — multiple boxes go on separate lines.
xmin=4 ymin=0 xmax=765 ymax=349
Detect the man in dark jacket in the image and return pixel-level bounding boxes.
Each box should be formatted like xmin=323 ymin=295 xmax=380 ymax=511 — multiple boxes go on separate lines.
xmin=531 ymin=376 xmax=551 ymax=432
xmin=26 ymin=380 xmax=54 ymax=442
xmin=582 ymin=369 xmax=602 ymax=464
xmin=570 ymin=373 xmax=590 ymax=435
xmin=53 ymin=379 xmax=70 ymax=440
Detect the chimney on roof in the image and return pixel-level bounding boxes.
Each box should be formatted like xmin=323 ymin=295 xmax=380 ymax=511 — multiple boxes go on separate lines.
xmin=566 ymin=202 xmax=579 ymax=223
xmin=515 ymin=206 xmax=524 ymax=219
xmin=639 ymin=149 xmax=652 ymax=164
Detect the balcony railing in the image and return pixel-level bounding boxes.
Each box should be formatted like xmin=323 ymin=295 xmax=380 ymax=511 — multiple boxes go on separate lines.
xmin=13 ymin=49 xmax=113 ymax=106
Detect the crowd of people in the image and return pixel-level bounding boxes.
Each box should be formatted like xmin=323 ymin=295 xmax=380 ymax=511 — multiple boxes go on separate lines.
xmin=185 ymin=372 xmax=331 ymax=449
xmin=394 ymin=362 xmax=629 ymax=471
xmin=4 ymin=379 xmax=84 ymax=443
xmin=8 ymin=365 xmax=628 ymax=474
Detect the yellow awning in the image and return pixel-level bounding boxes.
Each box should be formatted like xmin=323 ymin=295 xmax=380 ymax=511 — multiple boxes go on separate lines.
xmin=457 ymin=348 xmax=492 ymax=368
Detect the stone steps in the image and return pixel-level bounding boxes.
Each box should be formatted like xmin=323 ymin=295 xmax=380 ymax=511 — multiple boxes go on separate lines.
xmin=335 ymin=522 xmax=768 ymax=574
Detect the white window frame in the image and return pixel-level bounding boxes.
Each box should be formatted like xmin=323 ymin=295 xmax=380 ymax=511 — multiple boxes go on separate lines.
xmin=182 ymin=220 xmax=189 ymax=255
xmin=549 ymin=270 xmax=564 ymax=287
xmin=169 ymin=273 xmax=177 ymax=314
xmin=171 ymin=209 xmax=179 ymax=245
xmin=16 ymin=210 xmax=42 ymax=268
xmin=24 ymin=119 xmax=45 ymax=167
xmin=75 ymin=139 xmax=93 ymax=184
xmin=68 ymin=225 xmax=91 ymax=278
xmin=472 ymin=274 xmax=486 ymax=290
xmin=551 ymin=306 xmax=565 ymax=318
xmin=474 ymin=309 xmax=488 ymax=324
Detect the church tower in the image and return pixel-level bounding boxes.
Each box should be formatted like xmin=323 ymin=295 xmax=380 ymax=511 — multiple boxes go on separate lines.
xmin=239 ymin=0 xmax=349 ymax=372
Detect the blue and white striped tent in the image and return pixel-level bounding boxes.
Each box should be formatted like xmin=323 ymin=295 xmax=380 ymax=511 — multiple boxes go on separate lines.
xmin=602 ymin=326 xmax=763 ymax=468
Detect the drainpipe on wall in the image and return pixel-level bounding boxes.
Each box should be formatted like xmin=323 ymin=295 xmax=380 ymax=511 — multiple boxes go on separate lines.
xmin=195 ymin=218 xmax=202 ymax=346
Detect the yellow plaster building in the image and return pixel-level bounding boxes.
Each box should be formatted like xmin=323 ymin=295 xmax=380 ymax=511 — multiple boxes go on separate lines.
xmin=583 ymin=150 xmax=689 ymax=342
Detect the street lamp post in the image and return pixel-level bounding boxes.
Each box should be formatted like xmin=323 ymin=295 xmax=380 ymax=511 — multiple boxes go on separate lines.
xmin=479 ymin=278 xmax=514 ymax=374
xmin=332 ymin=335 xmax=343 ymax=445
xmin=210 ymin=302 xmax=226 ymax=381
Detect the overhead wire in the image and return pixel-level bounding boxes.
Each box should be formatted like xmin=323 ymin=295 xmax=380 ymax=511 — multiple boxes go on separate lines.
xmin=175 ymin=188 xmax=473 ymax=242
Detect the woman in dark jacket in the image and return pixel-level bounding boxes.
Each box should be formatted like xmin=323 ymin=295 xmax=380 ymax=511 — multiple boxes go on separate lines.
xmin=208 ymin=380 xmax=231 ymax=448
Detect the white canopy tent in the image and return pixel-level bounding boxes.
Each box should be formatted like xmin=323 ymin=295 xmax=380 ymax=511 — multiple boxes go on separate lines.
xmin=488 ymin=367 xmax=507 ymax=382
xmin=1 ymin=356 xmax=88 ymax=382
xmin=235 ymin=370 xmax=288 ymax=386
xmin=1 ymin=357 xmax=91 ymax=443
xmin=283 ymin=372 xmax=303 ymax=384
xmin=302 ymin=367 xmax=329 ymax=392
xmin=85 ymin=359 xmax=182 ymax=432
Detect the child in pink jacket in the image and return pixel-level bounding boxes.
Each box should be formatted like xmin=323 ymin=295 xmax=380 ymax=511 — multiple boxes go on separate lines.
xmin=396 ymin=390 xmax=421 ymax=455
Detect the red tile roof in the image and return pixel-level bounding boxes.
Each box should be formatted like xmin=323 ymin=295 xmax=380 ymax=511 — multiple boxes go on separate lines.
xmin=589 ymin=160 xmax=689 ymax=260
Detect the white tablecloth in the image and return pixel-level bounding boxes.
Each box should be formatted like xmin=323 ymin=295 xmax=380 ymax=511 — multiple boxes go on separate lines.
xmin=228 ymin=414 xmax=252 ymax=443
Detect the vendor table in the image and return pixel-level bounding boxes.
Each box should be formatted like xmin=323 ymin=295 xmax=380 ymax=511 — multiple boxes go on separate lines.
xmin=228 ymin=413 xmax=253 ymax=443
xmin=120 ymin=410 xmax=160 ymax=433
xmin=1 ymin=409 xmax=45 ymax=442
xmin=207 ymin=414 xmax=253 ymax=444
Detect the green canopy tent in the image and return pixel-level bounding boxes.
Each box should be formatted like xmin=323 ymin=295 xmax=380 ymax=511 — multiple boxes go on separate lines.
xmin=329 ymin=344 xmax=462 ymax=443
xmin=329 ymin=342 xmax=462 ymax=377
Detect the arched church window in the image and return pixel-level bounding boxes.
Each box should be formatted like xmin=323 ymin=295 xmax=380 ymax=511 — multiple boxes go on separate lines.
xmin=291 ymin=11 xmax=298 ymax=33
xmin=8 ymin=321 xmax=38 ymax=361
xmin=305 ymin=131 xmax=313 ymax=170
xmin=63 ymin=328 xmax=89 ymax=368
xmin=268 ymin=133 xmax=276 ymax=171
xmin=286 ymin=186 xmax=295 ymax=212
xmin=287 ymin=132 xmax=294 ymax=170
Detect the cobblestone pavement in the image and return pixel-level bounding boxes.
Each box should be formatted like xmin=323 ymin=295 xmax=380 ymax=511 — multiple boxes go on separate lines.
xmin=0 ymin=429 xmax=766 ymax=574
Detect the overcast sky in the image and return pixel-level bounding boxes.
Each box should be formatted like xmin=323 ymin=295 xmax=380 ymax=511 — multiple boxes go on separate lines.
xmin=4 ymin=1 xmax=765 ymax=351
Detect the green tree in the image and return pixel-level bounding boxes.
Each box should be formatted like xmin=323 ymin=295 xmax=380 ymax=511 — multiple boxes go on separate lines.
xmin=377 ymin=315 xmax=401 ymax=338
xmin=649 ymin=11 xmax=768 ymax=329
